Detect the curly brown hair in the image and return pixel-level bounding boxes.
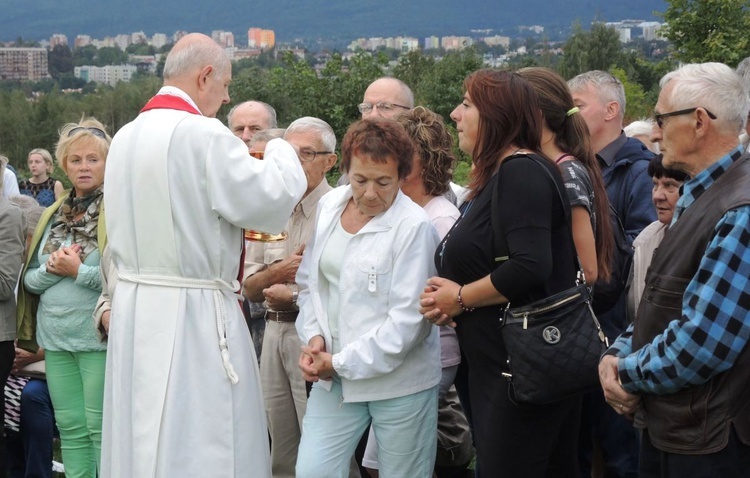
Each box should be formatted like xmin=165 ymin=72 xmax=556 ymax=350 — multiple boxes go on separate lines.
xmin=395 ymin=106 xmax=455 ymax=196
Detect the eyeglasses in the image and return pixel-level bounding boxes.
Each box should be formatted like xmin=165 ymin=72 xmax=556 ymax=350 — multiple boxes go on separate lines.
xmin=357 ymin=102 xmax=411 ymax=114
xmin=298 ymin=149 xmax=332 ymax=162
xmin=654 ymin=107 xmax=716 ymax=128
xmin=67 ymin=126 xmax=107 ymax=138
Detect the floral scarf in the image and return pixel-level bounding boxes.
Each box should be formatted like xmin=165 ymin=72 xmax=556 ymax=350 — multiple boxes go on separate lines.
xmin=43 ymin=187 xmax=103 ymax=259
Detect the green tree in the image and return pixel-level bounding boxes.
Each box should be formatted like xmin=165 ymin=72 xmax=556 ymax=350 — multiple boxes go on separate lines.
xmin=559 ymin=24 xmax=590 ymax=78
xmin=58 ymin=74 xmax=86 ymax=90
xmin=48 ymin=45 xmax=74 ymax=80
xmin=73 ymin=45 xmax=98 ymax=66
xmin=418 ymin=48 xmax=483 ymax=121
xmin=265 ymin=52 xmax=324 ymax=124
xmin=661 ymin=0 xmax=750 ymax=65
xmin=318 ymin=52 xmax=377 ymax=140
xmin=560 ymin=22 xmax=622 ymax=78
xmin=126 ymin=43 xmax=156 ymax=56
xmin=392 ymin=51 xmax=435 ymax=99
xmin=415 ymin=49 xmax=482 ymax=180
xmin=95 ymin=47 xmax=129 ymax=66
xmin=610 ymin=67 xmax=652 ymax=122
xmin=0 ymin=90 xmax=35 ymax=168
xmin=588 ymin=23 xmax=622 ymax=71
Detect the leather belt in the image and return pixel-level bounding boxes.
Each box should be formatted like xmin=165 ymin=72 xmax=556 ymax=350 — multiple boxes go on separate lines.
xmin=265 ymin=310 xmax=298 ymax=322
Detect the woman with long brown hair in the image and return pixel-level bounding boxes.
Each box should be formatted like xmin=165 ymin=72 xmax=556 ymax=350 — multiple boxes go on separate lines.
xmin=518 ymin=66 xmax=613 ymax=285
xmin=420 ymin=69 xmax=581 ymax=476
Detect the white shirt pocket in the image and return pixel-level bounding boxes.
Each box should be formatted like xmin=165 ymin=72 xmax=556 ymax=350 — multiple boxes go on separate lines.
xmin=356 ymin=253 xmax=392 ymax=295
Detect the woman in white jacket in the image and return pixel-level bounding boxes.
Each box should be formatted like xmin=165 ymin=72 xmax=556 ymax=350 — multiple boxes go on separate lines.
xmin=296 ymin=119 xmax=442 ymax=478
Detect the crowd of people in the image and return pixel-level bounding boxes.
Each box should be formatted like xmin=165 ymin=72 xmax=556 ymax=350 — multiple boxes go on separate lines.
xmin=0 ymin=31 xmax=748 ymax=478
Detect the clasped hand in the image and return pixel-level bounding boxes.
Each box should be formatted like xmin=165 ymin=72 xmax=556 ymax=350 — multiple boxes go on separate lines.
xmin=419 ymin=277 xmax=462 ymax=327
xmin=298 ymin=335 xmax=334 ymax=382
xmin=12 ymin=345 xmax=44 ymax=375
xmin=271 ymin=244 xmax=305 ymax=284
xmin=46 ymin=244 xmax=82 ymax=278
xmin=263 ymin=284 xmax=294 ymax=310
xmin=599 ymin=355 xmax=640 ymax=419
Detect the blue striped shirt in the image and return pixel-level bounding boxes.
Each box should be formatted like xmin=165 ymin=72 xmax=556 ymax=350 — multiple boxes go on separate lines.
xmin=607 ymin=147 xmax=750 ymax=394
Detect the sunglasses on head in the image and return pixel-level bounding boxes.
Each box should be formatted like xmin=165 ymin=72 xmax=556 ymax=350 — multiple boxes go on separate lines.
xmin=67 ymin=126 xmax=107 ymax=138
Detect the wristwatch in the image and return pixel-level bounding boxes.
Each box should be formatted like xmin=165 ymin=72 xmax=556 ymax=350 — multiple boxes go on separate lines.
xmin=291 ymin=288 xmax=299 ymax=306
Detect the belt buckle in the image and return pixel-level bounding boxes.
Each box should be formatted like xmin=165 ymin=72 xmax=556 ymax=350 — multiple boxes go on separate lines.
xmin=265 ymin=309 xmax=282 ymax=322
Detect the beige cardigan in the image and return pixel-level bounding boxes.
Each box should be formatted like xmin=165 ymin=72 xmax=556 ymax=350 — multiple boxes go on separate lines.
xmin=627 ymin=220 xmax=668 ymax=324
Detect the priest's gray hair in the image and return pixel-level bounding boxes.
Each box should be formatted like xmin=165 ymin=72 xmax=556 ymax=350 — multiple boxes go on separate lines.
xmin=163 ymin=40 xmax=229 ymax=80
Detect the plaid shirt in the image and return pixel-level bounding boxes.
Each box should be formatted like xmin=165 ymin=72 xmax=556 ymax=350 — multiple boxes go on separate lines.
xmin=607 ymin=147 xmax=750 ymax=394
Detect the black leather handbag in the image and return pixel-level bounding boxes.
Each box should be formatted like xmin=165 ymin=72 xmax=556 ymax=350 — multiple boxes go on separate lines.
xmin=493 ymin=154 xmax=609 ymax=404
xmin=501 ymin=280 xmax=608 ymax=404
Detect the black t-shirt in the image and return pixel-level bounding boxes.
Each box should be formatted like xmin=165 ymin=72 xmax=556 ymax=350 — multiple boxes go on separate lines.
xmin=437 ymin=154 xmax=576 ymax=304
xmin=435 ymin=154 xmax=577 ymax=371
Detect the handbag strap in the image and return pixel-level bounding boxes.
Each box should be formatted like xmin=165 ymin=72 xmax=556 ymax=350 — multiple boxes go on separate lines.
xmin=491 ymin=153 xmax=585 ymax=284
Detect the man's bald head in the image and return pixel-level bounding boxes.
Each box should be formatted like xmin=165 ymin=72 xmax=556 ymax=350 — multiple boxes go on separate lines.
xmin=164 ymin=33 xmax=229 ymax=81
xmin=228 ymin=101 xmax=277 ymax=147
xmin=360 ymin=78 xmax=414 ymax=119
xmin=163 ymin=33 xmax=232 ymax=117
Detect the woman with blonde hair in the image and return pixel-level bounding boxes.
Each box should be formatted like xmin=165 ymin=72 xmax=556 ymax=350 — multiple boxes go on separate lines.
xmin=17 ymin=118 xmax=111 ymax=477
xmin=18 ymin=148 xmax=64 ymax=207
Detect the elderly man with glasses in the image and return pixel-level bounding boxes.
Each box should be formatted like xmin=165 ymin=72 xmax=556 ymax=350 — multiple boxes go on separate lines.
xmin=358 ymin=77 xmax=414 ymax=119
xmin=600 ymin=62 xmax=750 ymax=477
xmin=242 ymin=117 xmax=340 ymax=478
xmin=337 ymin=78 xmax=414 ymax=188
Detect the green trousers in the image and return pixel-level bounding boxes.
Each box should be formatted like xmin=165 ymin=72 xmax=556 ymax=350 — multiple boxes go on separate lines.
xmin=45 ymin=350 xmax=106 ymax=478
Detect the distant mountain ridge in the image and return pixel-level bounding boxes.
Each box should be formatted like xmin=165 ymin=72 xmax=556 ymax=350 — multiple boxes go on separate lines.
xmin=1 ymin=0 xmax=666 ymax=43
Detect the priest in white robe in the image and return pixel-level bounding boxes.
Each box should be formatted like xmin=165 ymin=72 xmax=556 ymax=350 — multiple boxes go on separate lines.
xmin=101 ymin=33 xmax=306 ymax=477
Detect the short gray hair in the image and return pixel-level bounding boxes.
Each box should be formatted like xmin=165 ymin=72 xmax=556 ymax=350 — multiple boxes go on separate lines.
xmin=568 ymin=70 xmax=626 ymax=120
xmin=163 ymin=41 xmax=229 ymax=80
xmin=249 ymin=128 xmax=286 ymax=147
xmin=736 ymin=56 xmax=750 ymax=89
xmin=227 ymin=101 xmax=278 ymax=129
xmin=285 ymin=117 xmax=337 ymax=152
xmin=9 ymin=194 xmax=44 ymax=236
xmin=660 ymin=62 xmax=749 ymax=135
xmin=372 ymin=77 xmax=415 ymax=108
xmin=624 ymin=119 xmax=655 ymax=138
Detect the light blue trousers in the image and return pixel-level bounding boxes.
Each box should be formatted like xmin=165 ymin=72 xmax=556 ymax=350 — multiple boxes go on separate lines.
xmin=296 ymin=379 xmax=438 ymax=478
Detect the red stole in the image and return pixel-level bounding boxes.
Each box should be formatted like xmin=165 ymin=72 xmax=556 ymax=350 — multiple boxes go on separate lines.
xmin=141 ymin=93 xmax=246 ymax=287
xmin=140 ymin=93 xmax=202 ymax=115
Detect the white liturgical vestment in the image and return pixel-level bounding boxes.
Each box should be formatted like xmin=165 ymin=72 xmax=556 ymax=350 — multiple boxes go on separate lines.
xmin=101 ymin=87 xmax=306 ymax=477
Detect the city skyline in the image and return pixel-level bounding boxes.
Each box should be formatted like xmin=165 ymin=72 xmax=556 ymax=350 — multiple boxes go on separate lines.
xmin=1 ymin=0 xmax=666 ymax=44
